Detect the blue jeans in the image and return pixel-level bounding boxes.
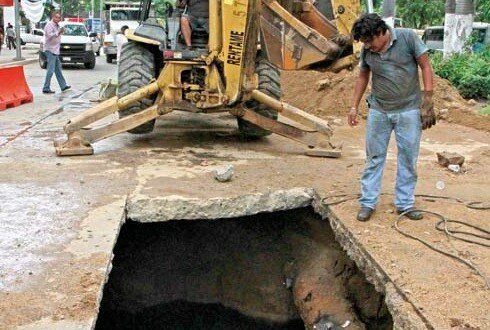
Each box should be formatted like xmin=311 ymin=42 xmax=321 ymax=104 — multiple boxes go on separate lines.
xmin=43 ymin=51 xmax=67 ymax=92
xmin=359 ymin=108 xmax=422 ymax=211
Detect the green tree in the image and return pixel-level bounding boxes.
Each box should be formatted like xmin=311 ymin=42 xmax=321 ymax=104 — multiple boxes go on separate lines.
xmin=476 ymin=0 xmax=490 ymax=21
xmin=360 ymin=0 xmax=383 ymax=12
xmin=397 ymin=0 xmax=445 ymax=29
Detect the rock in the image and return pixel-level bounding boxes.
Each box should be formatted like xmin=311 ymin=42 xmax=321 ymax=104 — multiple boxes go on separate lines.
xmin=441 ymin=93 xmax=454 ymax=102
xmin=316 ymin=78 xmax=331 ymax=91
xmin=467 ymin=99 xmax=477 ymax=106
xmin=332 ymin=118 xmax=343 ymax=126
xmin=436 ymin=151 xmax=465 ymax=167
xmin=438 ymin=108 xmax=449 ymax=120
xmin=447 ymin=164 xmax=461 ymax=173
xmin=214 ymin=164 xmax=234 ymax=182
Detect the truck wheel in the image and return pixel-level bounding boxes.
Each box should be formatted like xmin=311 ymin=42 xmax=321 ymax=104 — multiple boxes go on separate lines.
xmin=39 ymin=52 xmax=47 ymax=69
xmin=117 ymin=42 xmax=156 ymax=134
xmin=106 ymin=55 xmax=113 ymax=63
xmin=237 ymin=56 xmax=280 ymax=139
xmin=84 ymin=53 xmax=96 ymax=69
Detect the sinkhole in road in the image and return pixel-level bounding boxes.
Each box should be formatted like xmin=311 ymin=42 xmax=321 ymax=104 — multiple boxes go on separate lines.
xmin=95 ymin=207 xmax=393 ymax=330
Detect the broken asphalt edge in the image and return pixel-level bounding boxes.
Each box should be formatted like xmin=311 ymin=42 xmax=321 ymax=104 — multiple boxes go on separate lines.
xmin=123 ymin=187 xmax=432 ymax=330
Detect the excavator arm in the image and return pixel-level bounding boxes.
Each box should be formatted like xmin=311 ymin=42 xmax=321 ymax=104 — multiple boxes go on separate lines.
xmin=260 ymin=0 xmax=361 ymax=70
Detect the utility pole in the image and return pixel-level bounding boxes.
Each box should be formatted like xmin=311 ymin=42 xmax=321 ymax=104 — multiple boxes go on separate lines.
xmin=382 ymin=0 xmax=396 ymax=28
xmin=444 ymin=0 xmax=475 ymax=58
xmin=13 ymin=0 xmax=23 ymax=60
xmin=366 ymin=0 xmax=374 ymax=13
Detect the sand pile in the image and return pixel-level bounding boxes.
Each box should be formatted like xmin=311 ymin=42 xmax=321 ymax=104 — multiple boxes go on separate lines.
xmin=281 ymin=68 xmax=490 ymax=133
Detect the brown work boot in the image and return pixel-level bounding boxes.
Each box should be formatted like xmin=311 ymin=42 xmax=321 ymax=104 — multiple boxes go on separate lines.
xmin=396 ymin=207 xmax=423 ymax=220
xmin=357 ymin=207 xmax=374 ymax=222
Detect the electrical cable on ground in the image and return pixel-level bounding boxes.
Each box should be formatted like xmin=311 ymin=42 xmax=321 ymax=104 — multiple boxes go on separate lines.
xmin=321 ymin=193 xmax=490 ymax=290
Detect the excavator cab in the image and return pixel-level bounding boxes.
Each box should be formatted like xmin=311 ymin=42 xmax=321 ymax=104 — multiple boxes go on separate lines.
xmin=54 ymin=0 xmax=361 ymax=157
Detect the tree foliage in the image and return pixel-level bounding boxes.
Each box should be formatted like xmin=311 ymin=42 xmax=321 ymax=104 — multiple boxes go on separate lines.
xmin=476 ymin=0 xmax=490 ymax=22
xmin=396 ymin=0 xmax=445 ymax=29
xmin=430 ymin=46 xmax=490 ymax=99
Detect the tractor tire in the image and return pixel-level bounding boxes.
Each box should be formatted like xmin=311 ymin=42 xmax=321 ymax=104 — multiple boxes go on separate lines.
xmin=117 ymin=42 xmax=156 ymax=134
xmin=237 ymin=57 xmax=280 ymax=139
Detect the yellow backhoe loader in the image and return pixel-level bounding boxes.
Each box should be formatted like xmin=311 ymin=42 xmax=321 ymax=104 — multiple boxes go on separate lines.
xmin=55 ymin=0 xmax=361 ymax=157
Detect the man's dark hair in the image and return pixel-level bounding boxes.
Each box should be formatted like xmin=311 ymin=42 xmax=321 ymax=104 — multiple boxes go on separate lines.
xmin=351 ymin=13 xmax=389 ymax=41
xmin=121 ymin=25 xmax=129 ymax=33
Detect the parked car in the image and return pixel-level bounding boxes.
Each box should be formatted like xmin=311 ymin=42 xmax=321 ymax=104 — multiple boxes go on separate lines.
xmin=422 ymin=22 xmax=490 ymax=53
xmin=39 ymin=22 xmax=97 ymax=69
xmin=20 ymin=28 xmax=44 ymax=45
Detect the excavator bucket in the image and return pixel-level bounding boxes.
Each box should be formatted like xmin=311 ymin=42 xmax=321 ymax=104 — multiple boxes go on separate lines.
xmin=260 ymin=0 xmax=360 ymax=70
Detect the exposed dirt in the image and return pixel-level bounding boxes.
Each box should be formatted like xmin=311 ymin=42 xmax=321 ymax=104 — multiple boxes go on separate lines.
xmin=281 ymin=68 xmax=490 ymax=329
xmin=281 ymin=68 xmax=490 ymax=133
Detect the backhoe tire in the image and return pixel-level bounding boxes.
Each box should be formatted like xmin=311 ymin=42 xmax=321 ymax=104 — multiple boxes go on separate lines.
xmin=237 ymin=57 xmax=280 ymax=139
xmin=117 ymin=42 xmax=156 ymax=134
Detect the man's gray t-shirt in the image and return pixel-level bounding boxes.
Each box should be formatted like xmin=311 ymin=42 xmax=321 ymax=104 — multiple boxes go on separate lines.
xmin=360 ymin=27 xmax=428 ymax=112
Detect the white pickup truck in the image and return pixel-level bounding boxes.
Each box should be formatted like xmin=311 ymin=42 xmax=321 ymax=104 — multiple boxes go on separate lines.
xmin=20 ymin=28 xmax=44 ymax=45
xmin=39 ymin=22 xmax=99 ymax=69
xmin=103 ymin=5 xmax=140 ymax=63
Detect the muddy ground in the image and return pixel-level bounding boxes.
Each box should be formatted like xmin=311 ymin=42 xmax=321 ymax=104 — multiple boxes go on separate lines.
xmin=281 ymin=68 xmax=490 ymax=329
xmin=0 ymin=61 xmax=488 ymax=330
xmin=282 ymin=68 xmax=490 ymax=133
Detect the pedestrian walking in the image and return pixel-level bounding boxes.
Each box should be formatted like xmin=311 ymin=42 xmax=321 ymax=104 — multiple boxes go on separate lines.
xmin=6 ymin=23 xmax=15 ymax=50
xmin=348 ymin=13 xmax=436 ymax=222
xmin=42 ymin=12 xmax=70 ymax=94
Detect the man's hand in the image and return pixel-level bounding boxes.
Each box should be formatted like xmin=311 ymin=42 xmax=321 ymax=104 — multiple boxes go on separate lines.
xmin=347 ymin=107 xmax=359 ymax=127
xmin=420 ymin=91 xmax=436 ymax=130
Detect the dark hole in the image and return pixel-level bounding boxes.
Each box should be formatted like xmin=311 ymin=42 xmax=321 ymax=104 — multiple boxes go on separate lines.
xmin=95 ymin=207 xmax=392 ymax=329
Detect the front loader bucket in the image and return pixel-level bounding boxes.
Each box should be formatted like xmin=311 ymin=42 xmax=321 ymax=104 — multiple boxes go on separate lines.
xmin=260 ymin=0 xmax=344 ymax=70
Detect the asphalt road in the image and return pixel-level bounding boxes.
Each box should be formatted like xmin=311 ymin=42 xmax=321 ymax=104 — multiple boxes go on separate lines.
xmin=22 ymin=48 xmax=117 ymax=97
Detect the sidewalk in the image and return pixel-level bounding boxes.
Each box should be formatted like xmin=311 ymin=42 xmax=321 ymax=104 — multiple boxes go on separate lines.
xmin=0 ymin=45 xmax=39 ymax=67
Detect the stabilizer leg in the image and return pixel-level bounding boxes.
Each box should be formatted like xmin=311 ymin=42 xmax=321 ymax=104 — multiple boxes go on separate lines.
xmin=240 ymin=89 xmax=342 ymax=158
xmin=55 ymin=82 xmax=161 ymax=156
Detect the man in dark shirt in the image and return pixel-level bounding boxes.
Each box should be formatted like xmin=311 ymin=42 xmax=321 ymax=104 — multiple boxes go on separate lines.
xmin=178 ymin=0 xmax=209 ymax=49
xmin=348 ymin=14 xmax=435 ymax=222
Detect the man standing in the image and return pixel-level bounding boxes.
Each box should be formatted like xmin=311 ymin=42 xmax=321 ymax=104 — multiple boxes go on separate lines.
xmin=115 ymin=25 xmax=128 ymax=62
xmin=6 ymin=23 xmax=15 ymax=50
xmin=42 ymin=12 xmax=70 ymax=94
xmin=348 ymin=13 xmax=435 ymax=222
xmin=178 ymin=0 xmax=209 ymax=49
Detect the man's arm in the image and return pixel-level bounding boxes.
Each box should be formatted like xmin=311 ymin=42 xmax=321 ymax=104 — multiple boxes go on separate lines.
xmin=416 ymin=52 xmax=433 ymax=92
xmin=417 ymin=52 xmax=436 ymax=129
xmin=348 ymin=67 xmax=370 ymax=127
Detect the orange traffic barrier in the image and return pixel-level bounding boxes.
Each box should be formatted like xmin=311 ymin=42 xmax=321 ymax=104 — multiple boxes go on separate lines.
xmin=0 ymin=66 xmax=33 ymax=111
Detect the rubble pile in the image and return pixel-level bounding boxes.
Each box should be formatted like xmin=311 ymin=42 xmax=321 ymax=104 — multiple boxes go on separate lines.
xmin=281 ymin=68 xmax=490 ymax=133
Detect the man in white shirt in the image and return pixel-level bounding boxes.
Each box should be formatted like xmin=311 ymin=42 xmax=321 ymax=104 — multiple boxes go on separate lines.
xmin=116 ymin=25 xmax=128 ymax=62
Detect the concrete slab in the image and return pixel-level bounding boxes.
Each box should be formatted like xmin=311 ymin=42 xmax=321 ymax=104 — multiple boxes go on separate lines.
xmin=1 ymin=72 xmax=489 ymax=330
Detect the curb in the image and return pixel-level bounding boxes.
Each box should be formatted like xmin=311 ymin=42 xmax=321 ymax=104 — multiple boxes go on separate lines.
xmin=0 ymin=58 xmax=38 ymax=68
